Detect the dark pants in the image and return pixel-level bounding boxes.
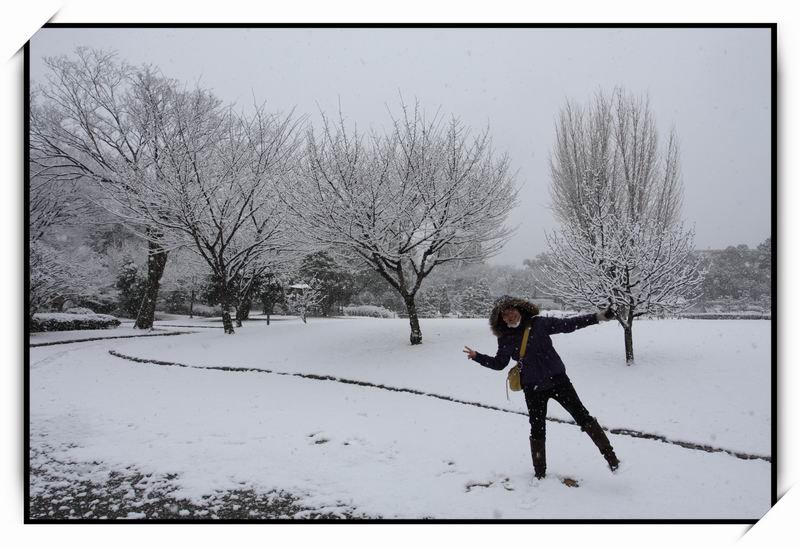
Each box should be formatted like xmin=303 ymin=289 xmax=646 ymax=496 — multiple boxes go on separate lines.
xmin=524 ymin=381 xmax=593 ymax=440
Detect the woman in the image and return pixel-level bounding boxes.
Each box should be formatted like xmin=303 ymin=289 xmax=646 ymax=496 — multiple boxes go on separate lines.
xmin=463 ymin=296 xmax=619 ymax=479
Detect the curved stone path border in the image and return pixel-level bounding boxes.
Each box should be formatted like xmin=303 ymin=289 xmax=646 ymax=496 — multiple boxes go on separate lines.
xmin=30 ymin=330 xmax=197 ymax=348
xmin=108 ymin=349 xmax=771 ymax=464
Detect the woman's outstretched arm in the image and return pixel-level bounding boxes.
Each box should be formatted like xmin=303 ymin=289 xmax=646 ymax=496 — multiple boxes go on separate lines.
xmin=464 ymin=343 xmax=513 ymax=371
xmin=537 ymin=307 xmax=614 ymax=335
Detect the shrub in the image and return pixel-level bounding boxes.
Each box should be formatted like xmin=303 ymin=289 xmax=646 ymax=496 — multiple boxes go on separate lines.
xmin=189 ymin=304 xmax=222 ymax=318
xmin=63 ymin=307 xmax=95 ymax=315
xmin=162 ymin=289 xmax=191 ymax=315
xmin=115 ymin=257 xmax=146 ymax=319
xmin=31 ymin=312 xmax=121 ymax=332
xmin=73 ymin=293 xmax=119 ymax=315
xmin=342 ymin=305 xmax=396 ymax=319
xmin=676 ymin=312 xmax=771 ymax=320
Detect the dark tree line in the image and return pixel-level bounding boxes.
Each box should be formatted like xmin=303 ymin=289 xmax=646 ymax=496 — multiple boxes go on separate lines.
xmin=696 ymin=238 xmax=771 ymax=311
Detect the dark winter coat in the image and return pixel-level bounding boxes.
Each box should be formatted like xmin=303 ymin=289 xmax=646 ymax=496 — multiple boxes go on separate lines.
xmin=473 ymin=296 xmax=599 ymax=392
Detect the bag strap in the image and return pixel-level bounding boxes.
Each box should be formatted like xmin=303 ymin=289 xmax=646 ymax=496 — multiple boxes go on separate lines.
xmin=519 ymin=320 xmax=532 ymax=360
xmin=507 ymin=320 xmax=532 ymax=400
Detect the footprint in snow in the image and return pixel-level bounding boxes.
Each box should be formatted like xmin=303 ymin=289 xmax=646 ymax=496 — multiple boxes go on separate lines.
xmin=465 ymin=476 xmax=517 ymax=493
xmin=465 ymin=480 xmax=493 ymax=492
xmin=306 ymin=432 xmax=331 ymax=445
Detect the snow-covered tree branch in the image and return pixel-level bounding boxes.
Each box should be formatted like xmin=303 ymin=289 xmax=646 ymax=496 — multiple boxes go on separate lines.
xmin=30 ymin=49 xmax=178 ymax=329
xmin=287 ymin=101 xmax=518 ymax=344
xmin=541 ymin=89 xmax=705 ymax=364
xmin=31 ymin=48 xmax=307 ymax=334
xmin=109 ymin=87 xmax=305 ymax=333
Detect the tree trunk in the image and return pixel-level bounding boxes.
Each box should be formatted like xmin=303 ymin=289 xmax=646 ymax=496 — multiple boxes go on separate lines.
xmin=403 ymin=295 xmax=423 ymax=345
xmin=235 ymin=299 xmax=251 ymax=326
xmin=189 ymin=282 xmax=194 ymax=318
xmin=235 ymin=301 xmax=243 ymax=328
xmin=236 ymin=298 xmax=252 ymax=327
xmin=261 ymin=296 xmax=274 ymax=326
xmin=221 ymin=305 xmax=235 ymax=334
xmin=623 ymin=322 xmax=634 ymax=365
xmin=134 ymin=239 xmax=168 ymax=330
xmin=221 ymin=289 xmax=235 ymax=334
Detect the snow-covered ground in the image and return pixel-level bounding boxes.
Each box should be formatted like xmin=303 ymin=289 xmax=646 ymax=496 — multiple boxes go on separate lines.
xmin=28 ymin=316 xmax=771 ymax=519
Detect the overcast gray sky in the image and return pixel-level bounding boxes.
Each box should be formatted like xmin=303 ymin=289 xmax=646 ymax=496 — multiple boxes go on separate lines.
xmin=30 ymin=27 xmax=772 ymax=266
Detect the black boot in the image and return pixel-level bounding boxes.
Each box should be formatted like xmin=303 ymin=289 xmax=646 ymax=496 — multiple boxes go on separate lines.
xmin=529 ymin=437 xmax=546 ymax=479
xmin=582 ymin=418 xmax=620 ymax=471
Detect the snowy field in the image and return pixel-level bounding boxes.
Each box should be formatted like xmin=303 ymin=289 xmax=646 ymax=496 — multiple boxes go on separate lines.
xmin=28 ymin=315 xmax=772 ymax=520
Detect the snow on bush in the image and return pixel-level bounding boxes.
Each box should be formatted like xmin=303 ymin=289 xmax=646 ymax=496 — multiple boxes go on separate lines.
xmin=31 ymin=312 xmax=121 ymax=332
xmin=677 ymin=312 xmax=771 ymax=320
xmin=63 ymin=307 xmax=95 ymax=315
xmin=342 ymin=305 xmax=396 ymax=319
xmin=186 ymin=304 xmax=222 ymax=318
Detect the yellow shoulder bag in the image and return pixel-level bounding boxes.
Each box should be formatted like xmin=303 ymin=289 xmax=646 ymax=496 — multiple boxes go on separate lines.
xmin=506 ymin=321 xmax=531 ymax=398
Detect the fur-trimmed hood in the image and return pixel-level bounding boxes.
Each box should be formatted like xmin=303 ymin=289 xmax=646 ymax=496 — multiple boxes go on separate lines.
xmin=488 ymin=295 xmax=540 ymax=337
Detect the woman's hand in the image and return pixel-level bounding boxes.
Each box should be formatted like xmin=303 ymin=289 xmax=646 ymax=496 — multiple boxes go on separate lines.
xmin=463 ymin=346 xmax=477 ymax=360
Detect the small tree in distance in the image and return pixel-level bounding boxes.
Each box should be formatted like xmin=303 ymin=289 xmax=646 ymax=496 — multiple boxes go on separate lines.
xmin=286 ymin=280 xmax=325 ymax=323
xmin=258 ymin=273 xmax=286 ymax=325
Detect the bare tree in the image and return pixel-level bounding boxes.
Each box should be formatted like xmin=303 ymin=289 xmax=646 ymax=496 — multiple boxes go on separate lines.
xmin=125 ymin=89 xmax=304 ymax=333
xmin=31 ymin=48 xmax=304 ymax=334
xmin=541 ymin=89 xmax=704 ymax=364
xmin=28 ymin=240 xmax=88 ymax=318
xmin=258 ymin=271 xmax=287 ymax=326
xmin=29 ymin=159 xmax=89 ymax=243
xmin=159 ymin=246 xmax=208 ymax=318
xmin=28 ymin=157 xmax=90 ymax=317
xmin=30 ymin=49 xmax=179 ymax=329
xmin=289 ymin=102 xmax=518 ymax=344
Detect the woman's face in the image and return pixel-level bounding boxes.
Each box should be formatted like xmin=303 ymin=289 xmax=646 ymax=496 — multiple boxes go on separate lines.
xmin=501 ymin=308 xmax=521 ymax=328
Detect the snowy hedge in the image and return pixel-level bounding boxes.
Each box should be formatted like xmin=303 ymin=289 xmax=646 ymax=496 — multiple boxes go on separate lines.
xmin=31 ymin=312 xmax=121 ymax=332
xmin=342 ymin=305 xmax=397 ymax=319
xmin=63 ymin=307 xmax=95 ymax=315
xmin=676 ymin=312 xmax=771 ymax=320
xmin=186 ymin=304 xmax=223 ymax=318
